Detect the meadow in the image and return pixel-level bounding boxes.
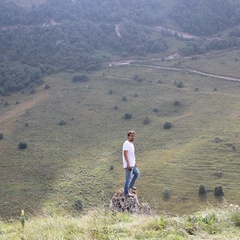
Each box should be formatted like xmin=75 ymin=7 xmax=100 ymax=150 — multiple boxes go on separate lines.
xmin=1 ymin=51 xmax=240 ymax=220
xmin=1 ymin=206 xmax=240 ymax=239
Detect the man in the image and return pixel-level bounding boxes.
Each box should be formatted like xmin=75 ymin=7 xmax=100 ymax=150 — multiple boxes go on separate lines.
xmin=122 ymin=130 xmax=140 ymax=197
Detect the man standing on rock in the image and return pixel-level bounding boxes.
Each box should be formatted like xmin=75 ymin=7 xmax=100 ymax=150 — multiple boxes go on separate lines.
xmin=122 ymin=130 xmax=140 ymax=197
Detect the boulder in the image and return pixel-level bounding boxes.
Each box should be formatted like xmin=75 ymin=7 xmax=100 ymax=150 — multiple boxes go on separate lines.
xmin=110 ymin=189 xmax=151 ymax=215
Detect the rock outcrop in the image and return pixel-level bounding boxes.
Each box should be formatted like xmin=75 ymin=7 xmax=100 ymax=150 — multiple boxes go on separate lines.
xmin=110 ymin=189 xmax=151 ymax=215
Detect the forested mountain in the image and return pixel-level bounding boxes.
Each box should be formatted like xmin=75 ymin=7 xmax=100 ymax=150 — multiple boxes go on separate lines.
xmin=172 ymin=0 xmax=240 ymax=36
xmin=1 ymin=0 xmax=240 ymax=96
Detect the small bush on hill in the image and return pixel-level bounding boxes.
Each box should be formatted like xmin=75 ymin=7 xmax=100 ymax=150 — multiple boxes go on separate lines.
xmin=174 ymin=100 xmax=181 ymax=107
xmin=73 ymin=200 xmax=83 ymax=212
xmin=143 ymin=117 xmax=150 ymax=125
xmin=58 ymin=120 xmax=67 ymax=126
xmin=18 ymin=142 xmax=28 ymax=149
xmin=164 ymin=122 xmax=172 ymax=129
xmin=214 ymin=185 xmax=224 ymax=197
xmin=199 ymin=184 xmax=206 ymax=195
xmin=72 ymin=74 xmax=89 ymax=82
xmin=177 ymin=81 xmax=184 ymax=88
xmin=0 ymin=133 xmax=4 ymax=140
xmin=163 ymin=188 xmax=171 ymax=200
xmin=122 ymin=96 xmax=127 ymax=101
xmin=124 ymin=113 xmax=132 ymax=120
xmin=110 ymin=165 xmax=114 ymax=171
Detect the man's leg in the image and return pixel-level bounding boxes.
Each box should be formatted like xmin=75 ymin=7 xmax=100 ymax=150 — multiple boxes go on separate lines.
xmin=124 ymin=168 xmax=132 ymax=196
xmin=129 ymin=167 xmax=140 ymax=189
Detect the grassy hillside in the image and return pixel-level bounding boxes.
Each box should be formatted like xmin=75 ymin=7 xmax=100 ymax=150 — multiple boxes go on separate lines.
xmin=1 ymin=50 xmax=240 ymax=218
xmin=1 ymin=206 xmax=240 ymax=239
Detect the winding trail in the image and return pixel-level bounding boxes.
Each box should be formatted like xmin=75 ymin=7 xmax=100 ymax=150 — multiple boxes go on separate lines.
xmin=110 ymin=60 xmax=240 ymax=83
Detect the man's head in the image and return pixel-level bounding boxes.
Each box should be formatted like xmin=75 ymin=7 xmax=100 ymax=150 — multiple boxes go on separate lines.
xmin=127 ymin=130 xmax=135 ymax=142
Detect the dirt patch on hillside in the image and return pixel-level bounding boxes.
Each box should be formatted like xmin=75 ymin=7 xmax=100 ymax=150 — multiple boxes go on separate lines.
xmin=0 ymin=91 xmax=50 ymax=134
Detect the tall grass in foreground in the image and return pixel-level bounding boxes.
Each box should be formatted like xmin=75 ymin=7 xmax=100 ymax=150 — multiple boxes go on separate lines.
xmin=1 ymin=205 xmax=240 ymax=240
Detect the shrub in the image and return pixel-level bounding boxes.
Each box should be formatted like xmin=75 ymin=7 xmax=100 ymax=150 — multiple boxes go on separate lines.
xmin=114 ymin=105 xmax=118 ymax=110
xmin=143 ymin=117 xmax=150 ymax=125
xmin=0 ymin=133 xmax=4 ymax=140
xmin=72 ymin=74 xmax=89 ymax=82
xmin=199 ymin=184 xmax=206 ymax=195
xmin=164 ymin=122 xmax=172 ymax=129
xmin=123 ymin=113 xmax=132 ymax=120
xmin=16 ymin=100 xmax=20 ymax=105
xmin=122 ymin=96 xmax=127 ymax=101
xmin=195 ymin=87 xmax=199 ymax=92
xmin=177 ymin=81 xmax=184 ymax=88
xmin=134 ymin=93 xmax=138 ymax=97
xmin=162 ymin=188 xmax=171 ymax=200
xmin=19 ymin=142 xmax=28 ymax=149
xmin=73 ymin=200 xmax=83 ymax=212
xmin=58 ymin=120 xmax=67 ymax=126
xmin=174 ymin=100 xmax=181 ymax=107
xmin=214 ymin=185 xmax=224 ymax=197
xmin=25 ymin=123 xmax=29 ymax=127
xmin=44 ymin=84 xmax=50 ymax=89
xmin=109 ymin=90 xmax=113 ymax=94
xmin=110 ymin=165 xmax=114 ymax=171
xmin=153 ymin=108 xmax=159 ymax=113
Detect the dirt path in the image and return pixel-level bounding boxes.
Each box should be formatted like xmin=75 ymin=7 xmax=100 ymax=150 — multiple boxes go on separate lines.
xmin=110 ymin=59 xmax=240 ymax=83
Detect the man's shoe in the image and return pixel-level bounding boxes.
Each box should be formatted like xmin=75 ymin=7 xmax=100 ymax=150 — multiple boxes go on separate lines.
xmin=131 ymin=187 xmax=137 ymax=190
xmin=124 ymin=193 xmax=135 ymax=197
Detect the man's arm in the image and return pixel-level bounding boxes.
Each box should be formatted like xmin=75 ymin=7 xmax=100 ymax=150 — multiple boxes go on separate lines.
xmin=124 ymin=150 xmax=131 ymax=170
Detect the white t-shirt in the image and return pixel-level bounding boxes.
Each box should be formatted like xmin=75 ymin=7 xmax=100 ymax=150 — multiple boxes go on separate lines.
xmin=122 ymin=140 xmax=135 ymax=168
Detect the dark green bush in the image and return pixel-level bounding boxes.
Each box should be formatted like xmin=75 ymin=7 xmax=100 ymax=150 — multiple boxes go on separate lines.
xmin=122 ymin=96 xmax=127 ymax=101
xmin=58 ymin=120 xmax=67 ymax=126
xmin=177 ymin=81 xmax=184 ymax=88
xmin=0 ymin=133 xmax=4 ymax=140
xmin=214 ymin=185 xmax=224 ymax=196
xmin=72 ymin=74 xmax=89 ymax=82
xmin=164 ymin=122 xmax=172 ymax=129
xmin=19 ymin=142 xmax=28 ymax=149
xmin=199 ymin=184 xmax=206 ymax=195
xmin=124 ymin=113 xmax=132 ymax=120
xmin=143 ymin=117 xmax=150 ymax=125
xmin=174 ymin=100 xmax=181 ymax=107
xmin=73 ymin=200 xmax=83 ymax=212
xmin=163 ymin=188 xmax=171 ymax=200
xmin=110 ymin=165 xmax=114 ymax=171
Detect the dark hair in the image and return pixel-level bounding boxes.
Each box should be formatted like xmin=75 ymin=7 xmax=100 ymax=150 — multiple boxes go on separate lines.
xmin=127 ymin=130 xmax=135 ymax=136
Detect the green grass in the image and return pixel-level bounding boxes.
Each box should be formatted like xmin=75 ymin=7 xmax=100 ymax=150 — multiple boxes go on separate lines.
xmin=1 ymin=51 xmax=240 ymax=218
xmin=1 ymin=206 xmax=240 ymax=239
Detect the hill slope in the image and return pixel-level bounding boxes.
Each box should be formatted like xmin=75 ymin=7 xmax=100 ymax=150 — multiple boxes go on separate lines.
xmin=1 ymin=49 xmax=240 ymax=217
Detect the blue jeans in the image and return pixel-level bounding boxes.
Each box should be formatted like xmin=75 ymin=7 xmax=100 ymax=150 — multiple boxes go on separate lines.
xmin=124 ymin=166 xmax=140 ymax=195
